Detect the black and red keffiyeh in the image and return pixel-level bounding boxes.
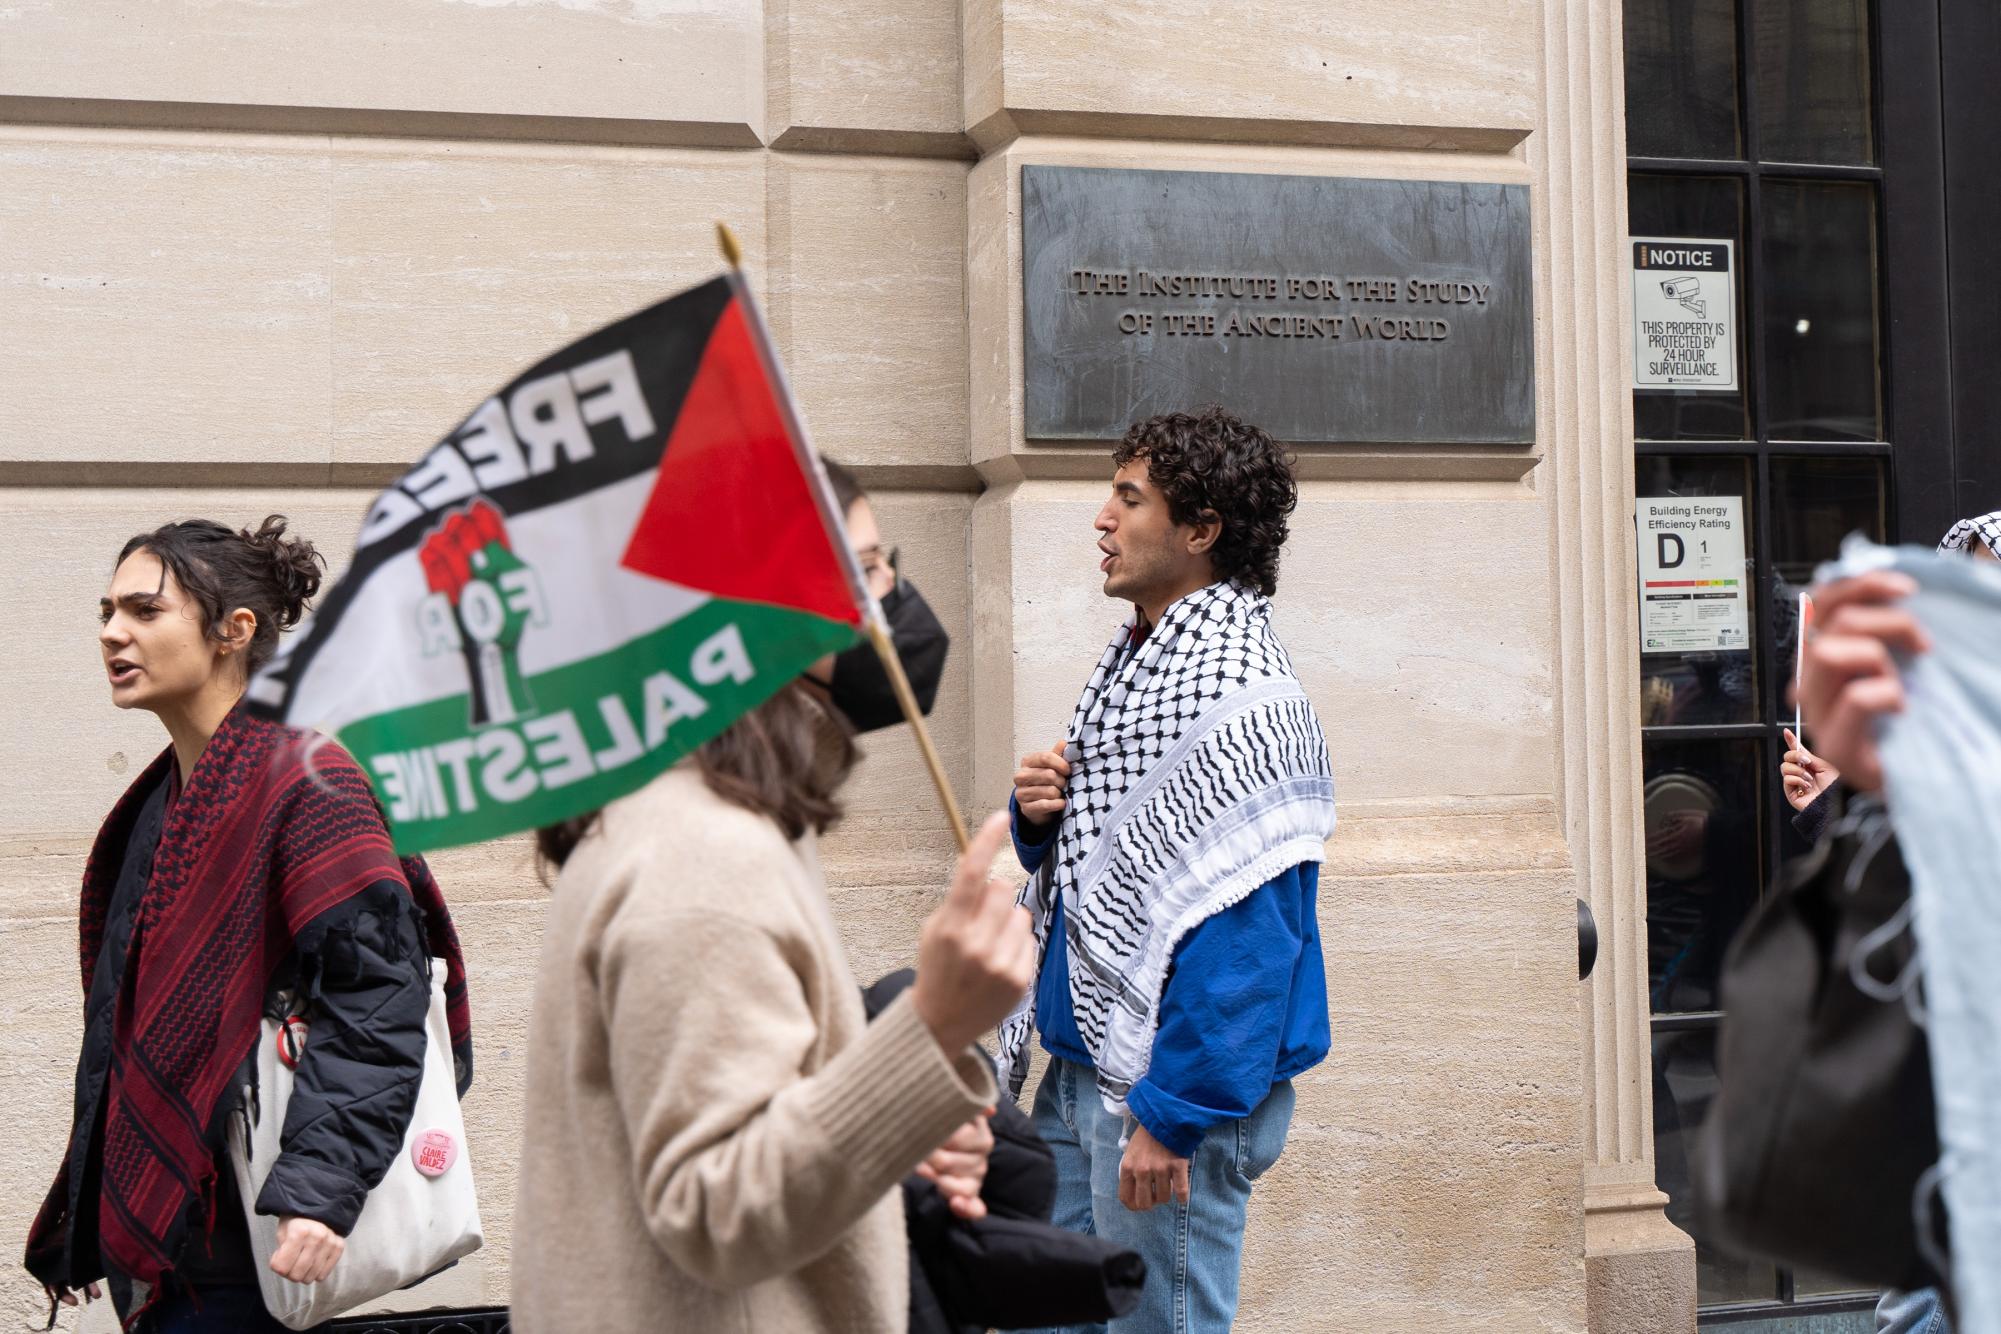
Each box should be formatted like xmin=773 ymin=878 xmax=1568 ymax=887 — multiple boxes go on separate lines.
xmin=23 ymin=706 xmax=471 ymax=1314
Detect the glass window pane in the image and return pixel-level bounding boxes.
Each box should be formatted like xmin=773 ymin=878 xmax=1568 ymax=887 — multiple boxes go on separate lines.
xmin=1624 ymin=0 xmax=1743 ymax=160
xmin=1753 ymin=0 xmax=1874 ymax=165
xmin=1643 ymin=736 xmax=1766 ymax=1015
xmin=1770 ymin=456 xmax=1886 ymax=733
xmin=1770 ymin=455 xmax=1887 ymax=585
xmin=1652 ymin=1024 xmax=1783 ymax=1305
xmin=1762 ymin=181 xmax=1882 ymax=441
xmin=1630 ymin=176 xmax=1751 ymax=441
xmin=1638 ymin=456 xmax=1758 ymax=727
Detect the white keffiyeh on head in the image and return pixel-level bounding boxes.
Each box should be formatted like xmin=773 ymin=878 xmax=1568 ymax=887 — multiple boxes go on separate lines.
xmin=995 ymin=580 xmax=1336 ymax=1112
xmin=1937 ymin=511 xmax=2001 ymax=559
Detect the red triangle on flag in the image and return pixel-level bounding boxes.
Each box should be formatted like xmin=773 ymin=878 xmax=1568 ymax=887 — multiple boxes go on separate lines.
xmin=620 ymin=296 xmax=860 ymax=627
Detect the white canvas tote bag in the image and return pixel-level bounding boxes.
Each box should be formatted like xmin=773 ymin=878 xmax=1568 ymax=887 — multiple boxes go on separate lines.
xmin=227 ymin=960 xmax=483 ymax=1330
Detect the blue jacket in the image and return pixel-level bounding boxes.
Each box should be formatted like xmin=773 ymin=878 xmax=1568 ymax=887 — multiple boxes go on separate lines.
xmin=1010 ymin=796 xmax=1330 ymax=1157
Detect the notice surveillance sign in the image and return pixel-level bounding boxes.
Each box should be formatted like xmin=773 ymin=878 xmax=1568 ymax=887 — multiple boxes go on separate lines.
xmin=1631 ymin=238 xmax=1737 ymax=390
xmin=1638 ymin=496 xmax=1749 ymax=653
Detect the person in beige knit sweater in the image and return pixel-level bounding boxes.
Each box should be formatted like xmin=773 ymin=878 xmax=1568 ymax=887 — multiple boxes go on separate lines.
xmin=510 ymin=682 xmax=1035 ymax=1334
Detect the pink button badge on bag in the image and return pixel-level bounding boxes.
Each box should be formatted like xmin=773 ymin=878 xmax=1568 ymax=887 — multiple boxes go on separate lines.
xmin=412 ymin=1130 xmax=459 ymax=1178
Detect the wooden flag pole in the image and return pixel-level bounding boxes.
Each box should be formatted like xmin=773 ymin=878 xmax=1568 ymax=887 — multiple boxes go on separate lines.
xmin=715 ymin=222 xmax=970 ymax=853
xmin=865 ymin=619 xmax=972 ymax=854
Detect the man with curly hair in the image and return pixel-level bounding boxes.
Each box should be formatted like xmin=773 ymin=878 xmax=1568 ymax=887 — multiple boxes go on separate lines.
xmin=996 ymin=406 xmax=1337 ymax=1332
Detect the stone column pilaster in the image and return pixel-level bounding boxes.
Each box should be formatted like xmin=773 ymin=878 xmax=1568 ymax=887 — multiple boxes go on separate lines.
xmin=1532 ymin=1 xmax=1698 ymax=1329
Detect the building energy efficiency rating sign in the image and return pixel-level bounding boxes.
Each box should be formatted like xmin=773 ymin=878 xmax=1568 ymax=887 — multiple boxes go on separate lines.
xmin=1638 ymin=496 xmax=1749 ymax=653
xmin=1631 ymin=237 xmax=1736 ymax=390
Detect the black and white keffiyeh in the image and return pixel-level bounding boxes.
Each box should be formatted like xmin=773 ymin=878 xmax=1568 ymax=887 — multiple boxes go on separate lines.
xmin=1938 ymin=511 xmax=2001 ymax=559
xmin=995 ymin=580 xmax=1336 ymax=1112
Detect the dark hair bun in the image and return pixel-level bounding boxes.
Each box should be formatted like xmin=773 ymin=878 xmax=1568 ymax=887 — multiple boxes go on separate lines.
xmin=242 ymin=514 xmax=325 ymax=628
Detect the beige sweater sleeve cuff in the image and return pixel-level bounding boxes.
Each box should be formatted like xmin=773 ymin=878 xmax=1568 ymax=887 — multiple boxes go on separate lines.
xmin=799 ymin=991 xmax=998 ymax=1182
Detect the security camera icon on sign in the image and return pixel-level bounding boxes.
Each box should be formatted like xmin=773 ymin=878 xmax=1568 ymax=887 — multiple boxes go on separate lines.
xmin=1660 ymin=276 xmax=1706 ymax=319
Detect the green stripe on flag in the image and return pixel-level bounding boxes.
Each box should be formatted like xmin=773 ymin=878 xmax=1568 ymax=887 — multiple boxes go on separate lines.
xmin=337 ymin=597 xmax=857 ymax=853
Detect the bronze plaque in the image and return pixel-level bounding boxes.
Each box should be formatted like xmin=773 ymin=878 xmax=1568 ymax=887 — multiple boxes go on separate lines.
xmin=1022 ymin=165 xmax=1534 ymax=444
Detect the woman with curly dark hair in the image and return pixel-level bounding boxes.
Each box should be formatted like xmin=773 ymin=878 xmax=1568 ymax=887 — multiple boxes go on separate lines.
xmin=999 ymin=405 xmax=1336 ymax=1334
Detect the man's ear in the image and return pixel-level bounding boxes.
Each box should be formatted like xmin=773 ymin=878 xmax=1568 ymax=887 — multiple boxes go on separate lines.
xmin=1185 ymin=512 xmax=1222 ymax=556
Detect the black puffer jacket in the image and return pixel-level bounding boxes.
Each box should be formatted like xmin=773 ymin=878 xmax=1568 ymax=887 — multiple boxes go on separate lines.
xmin=69 ymin=772 xmax=429 ymax=1288
xmin=251 ymin=881 xmax=432 ymax=1235
xmin=864 ymin=971 xmax=1145 ymax=1333
xmin=193 ymin=884 xmax=429 ymax=1285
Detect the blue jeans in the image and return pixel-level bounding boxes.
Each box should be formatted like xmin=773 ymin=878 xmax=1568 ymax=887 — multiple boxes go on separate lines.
xmin=1029 ymin=1057 xmax=1296 ymax=1334
xmin=1877 ymin=1287 xmax=1949 ymax=1334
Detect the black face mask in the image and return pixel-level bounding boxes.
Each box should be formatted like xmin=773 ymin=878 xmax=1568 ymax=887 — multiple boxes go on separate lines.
xmin=828 ymin=577 xmax=950 ymax=734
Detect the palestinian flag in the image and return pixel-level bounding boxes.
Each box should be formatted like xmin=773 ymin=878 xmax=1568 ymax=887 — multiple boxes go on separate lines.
xmin=248 ymin=275 xmax=866 ymax=852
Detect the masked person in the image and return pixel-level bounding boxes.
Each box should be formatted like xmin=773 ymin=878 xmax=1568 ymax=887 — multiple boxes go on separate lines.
xmin=811 ymin=461 xmax=1150 ymax=1333
xmin=510 ymin=456 xmax=1034 ymax=1334
xmin=999 ymin=407 xmax=1337 ymax=1334
xmin=24 ymin=517 xmax=471 ymax=1333
xmin=803 ymin=458 xmax=951 ymax=726
xmin=814 ymin=456 xmax=998 ymax=1205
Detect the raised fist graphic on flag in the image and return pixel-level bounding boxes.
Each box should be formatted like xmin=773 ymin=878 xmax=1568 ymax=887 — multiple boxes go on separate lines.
xmin=420 ymin=499 xmax=540 ymax=727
